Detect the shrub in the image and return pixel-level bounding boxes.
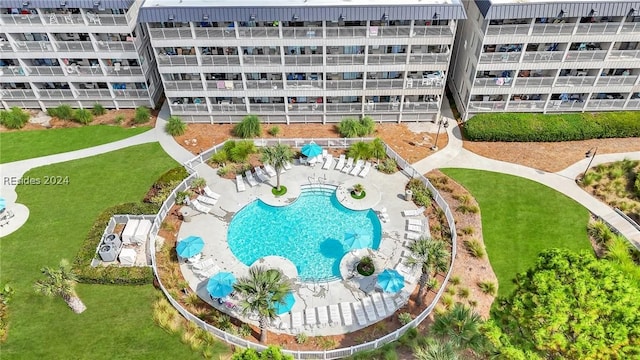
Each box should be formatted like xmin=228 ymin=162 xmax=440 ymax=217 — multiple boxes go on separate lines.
xmin=450 ymin=275 xmax=461 ymax=286
xmin=209 ymin=151 xmax=228 ymax=166
xmin=377 ymin=158 xmax=398 ymax=174
xmin=441 ymin=294 xmax=454 ymax=308
xmin=464 ymin=112 xmax=640 ymax=142
xmin=217 ymin=165 xmax=232 ymax=176
xmin=457 ymin=287 xmax=470 ymax=298
xmin=398 ymin=312 xmax=413 ymax=325
xmin=635 ymin=173 xmax=640 ymax=197
xmin=464 ymin=239 xmax=486 ymax=258
xmin=91 ymin=103 xmax=107 ymax=116
xmin=165 ymin=115 xmax=187 ymax=136
xmin=48 ymin=104 xmax=74 ymax=120
xmin=336 ymin=116 xmax=377 ymax=137
xmin=359 ymin=116 xmax=376 ymax=136
xmin=0 ymin=107 xmax=30 ymax=129
xmin=347 ymin=141 xmax=372 ymax=160
xmin=268 ymin=125 xmax=281 ymax=136
xmin=457 ymin=204 xmax=479 ymax=214
xmin=426 ymin=278 xmax=440 ymax=291
xmin=461 ymin=226 xmax=474 ymax=235
xmin=233 ymin=115 xmax=261 ymax=138
xmin=134 ymin=106 xmax=151 ymax=124
xmin=155 ymin=166 xmax=189 ymax=188
xmin=296 ymin=333 xmax=308 ymax=344
xmin=72 ymin=108 xmax=93 ymax=124
xmin=238 ymin=324 xmax=252 ymax=338
xmin=229 ymin=140 xmax=257 ymax=163
xmin=478 ymin=281 xmax=497 ymax=295
xmin=407 ymin=178 xmax=432 ymax=208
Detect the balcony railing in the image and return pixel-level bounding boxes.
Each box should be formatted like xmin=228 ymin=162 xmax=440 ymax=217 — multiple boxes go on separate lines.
xmin=507 ymin=100 xmax=546 ymax=111
xmin=479 ymin=52 xmax=521 ymax=64
xmin=205 ymin=80 xmax=243 ymax=91
xmin=367 ymin=54 xmax=407 ymax=65
xmin=13 ymin=41 xmax=54 ymax=52
xmin=554 ymin=76 xmax=596 ymax=87
xmin=286 ymin=80 xmax=323 ymax=89
xmin=193 ymin=28 xmax=237 ymax=39
xmin=486 ymin=24 xmax=530 ymax=36
xmin=281 ymin=27 xmax=322 ymax=38
xmin=325 ymin=27 xmax=367 ymax=37
xmin=66 ymin=65 xmax=104 ymax=76
xmin=288 ymin=103 xmax=322 ymax=112
xmin=513 ymin=77 xmax=554 ymax=87
xmin=408 ymin=53 xmax=450 ymax=64
xmin=245 ymin=80 xmax=283 ymax=90
xmin=96 ymin=41 xmax=136 ymax=52
xmin=0 ymin=89 xmax=35 ymax=99
xmin=401 ymin=102 xmax=439 ymax=112
xmin=284 ymin=55 xmax=323 ymax=66
xmin=469 ymin=101 xmax=507 ymax=111
xmin=532 ymin=23 xmax=574 ymax=35
xmin=210 ymin=103 xmax=244 ymax=112
xmin=365 ymin=102 xmax=401 ymax=112
xmin=86 ymin=14 xmax=128 ymax=26
xmin=326 ymin=54 xmax=365 ymax=65
xmin=106 ymin=66 xmax=143 ymax=76
xmin=164 ymin=81 xmax=204 ymax=91
xmin=170 ymin=103 xmax=209 ymax=112
xmin=242 ymin=55 xmax=281 ymax=66
xmin=237 ymin=27 xmax=280 ymax=38
xmin=0 ymin=66 xmax=27 ymax=76
xmin=564 ymin=50 xmax=607 ymax=62
xmin=412 ymin=26 xmax=453 ymax=37
xmin=621 ymin=22 xmax=640 ymax=33
xmin=325 ymin=80 xmax=364 ymax=90
xmin=326 ymin=103 xmax=362 ymax=112
xmin=200 ymin=55 xmax=241 ymax=66
xmin=0 ymin=14 xmax=42 ymax=25
xmin=55 ymin=41 xmax=95 ymax=52
xmin=608 ymin=50 xmax=640 ymax=60
xmin=626 ymin=99 xmax=640 ymax=108
xmin=575 ymin=22 xmax=620 ymax=34
xmin=408 ymin=77 xmax=444 ymax=87
xmin=586 ymin=99 xmax=627 ymax=109
xmin=547 ymin=100 xmax=585 ymax=110
xmin=596 ymin=76 xmax=638 ymax=86
xmin=366 ymin=79 xmax=405 ymax=89
xmin=374 ymin=26 xmax=412 ymax=37
xmin=74 ymin=89 xmax=111 ymax=97
xmin=27 ymin=66 xmax=65 ymax=76
xmin=474 ymin=78 xmax=512 ymax=87
xmin=521 ymin=51 xmax=564 ymax=62
xmin=149 ymin=28 xmax=192 ymax=40
xmin=248 ymin=104 xmax=286 ymax=112
xmin=113 ymin=89 xmax=149 ymax=98
xmin=157 ymin=55 xmax=198 ymax=66
xmin=42 ymin=13 xmax=84 ymax=25
xmin=37 ymin=89 xmax=75 ymax=98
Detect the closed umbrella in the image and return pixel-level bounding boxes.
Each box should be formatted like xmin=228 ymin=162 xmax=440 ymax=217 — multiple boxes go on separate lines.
xmin=0 ymin=197 xmax=5 ymax=212
xmin=207 ymin=272 xmax=236 ymax=298
xmin=344 ymin=229 xmax=372 ymax=250
xmin=176 ymin=235 xmax=204 ymax=258
xmin=272 ymin=292 xmax=296 ymax=315
xmin=377 ymin=269 xmax=405 ymax=293
xmin=301 ymin=141 xmax=323 ymax=158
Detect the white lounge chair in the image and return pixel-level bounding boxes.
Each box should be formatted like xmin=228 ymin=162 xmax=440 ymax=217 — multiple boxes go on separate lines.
xmin=358 ymin=162 xmax=372 ymax=177
xmin=283 ymin=161 xmax=293 ymax=170
xmin=203 ymin=186 xmax=221 ymax=200
xmin=335 ymin=154 xmax=346 ymax=170
xmin=350 ymin=159 xmax=365 ymax=176
xmin=328 ymin=304 xmax=340 ymax=327
xmin=322 ymin=154 xmax=333 ymax=170
xmin=394 ymin=289 xmax=411 ymax=308
xmin=405 ymin=232 xmax=421 ymax=240
xmin=244 ymin=170 xmax=258 ymax=187
xmin=191 ymin=199 xmax=212 ymax=213
xmin=341 ymin=157 xmax=354 ymax=173
xmin=407 ymin=219 xmax=423 ymax=227
xmin=304 ymin=308 xmax=317 ymax=330
xmin=372 ymin=293 xmax=387 ymax=317
xmin=402 ymin=206 xmax=426 ymax=217
xmin=351 ymin=301 xmax=367 ymax=326
xmin=191 ymin=258 xmax=215 ymax=271
xmin=379 ymin=213 xmax=390 ymax=223
xmin=322 ymin=149 xmax=328 ymax=159
xmin=197 ymin=195 xmax=218 ymax=206
xmin=407 ymin=224 xmax=422 ymax=233
xmin=254 ymin=167 xmax=269 ymax=182
xmin=235 ymin=175 xmax=246 ymax=192
xmin=361 ymin=297 xmax=377 ymax=322
xmin=264 ymin=164 xmax=277 ymax=177
xmin=395 ymin=262 xmax=416 ymax=283
xmin=317 ymin=306 xmax=329 ymax=327
xmin=290 ymin=312 xmax=303 ymax=334
xmin=194 ymin=263 xmax=220 ymax=280
xmin=339 ymin=302 xmax=353 ymax=326
xmin=382 ymin=293 xmax=397 ymax=313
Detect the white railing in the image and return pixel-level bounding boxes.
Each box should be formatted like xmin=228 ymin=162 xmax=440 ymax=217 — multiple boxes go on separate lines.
xmin=585 ymin=99 xmax=627 ymax=110
xmin=325 ymin=80 xmax=364 ymax=90
xmin=242 ymin=55 xmax=281 ymax=66
xmin=408 ymin=53 xmax=450 ymax=64
xmin=474 ymin=78 xmax=511 ymax=87
xmin=513 ymin=77 xmax=554 ymax=87
xmin=596 ymin=76 xmax=638 ymax=86
xmin=402 ymin=102 xmax=439 ymax=112
xmin=245 ymin=80 xmax=283 ymax=90
xmin=366 ymin=79 xmax=405 ymax=89
xmin=626 ymin=99 xmax=640 ymax=109
xmin=507 ymin=100 xmax=546 ymax=111
xmin=75 ymin=89 xmax=111 ymax=98
xmin=288 ymin=103 xmax=322 ymax=112
xmin=411 ymin=26 xmax=453 ymax=37
xmin=0 ymin=89 xmax=35 ymax=99
xmin=282 ymin=27 xmax=322 ymax=38
xmin=0 ymin=14 xmax=42 ymax=25
xmin=469 ymin=101 xmax=507 ymax=111
xmin=374 ymin=26 xmax=412 ymax=37
xmin=42 ymin=13 xmax=84 ymax=25
xmin=326 ymin=54 xmax=366 ymax=65
xmin=521 ymin=51 xmax=564 ymax=63
xmin=13 ymin=41 xmax=54 ymax=52
xmin=205 ymin=80 xmax=244 ymax=91
xmin=113 ymin=89 xmax=149 ymax=98
xmin=164 ymin=81 xmax=204 ymax=91
xmin=547 ymin=100 xmax=586 ymax=111
xmin=326 ymin=103 xmax=362 ymax=112
xmin=365 ymin=102 xmax=401 ymax=112
xmin=27 ymin=66 xmax=65 ymax=76
xmin=532 ymin=23 xmax=574 ymax=35
xmin=200 ymin=55 xmax=241 ymax=66
xmin=367 ymin=54 xmax=407 ymax=65
xmin=149 ymin=28 xmax=193 ymax=40
xmin=37 ymin=89 xmax=75 ymax=98
xmin=575 ymin=22 xmax=620 ymax=34
xmin=106 ymin=66 xmax=144 ymax=76
xmin=286 ymin=80 xmax=323 ymax=90
xmin=96 ymin=41 xmax=136 ymax=52
xmin=210 ymin=103 xmax=245 ymax=112
xmin=621 ymin=22 xmax=640 ymax=33
xmin=608 ymin=50 xmax=640 ymax=60
xmin=66 ymin=66 xmax=103 ymax=76
xmin=193 ymin=28 xmax=237 ymax=39
xmin=486 ymin=24 xmax=530 ymax=36
xmin=479 ymin=52 xmax=521 ymax=64
xmin=248 ymin=104 xmax=286 ymax=112
xmin=554 ymin=76 xmax=596 ymax=87
xmin=237 ymin=27 xmax=280 ymax=38
xmin=325 ymin=26 xmax=367 ymax=37
xmin=55 ymin=41 xmax=94 ymax=52
xmin=284 ymin=55 xmax=324 ymax=66
xmin=564 ymin=50 xmax=607 ymax=62
xmin=156 ymin=55 xmax=198 ymax=66
xmin=169 ymin=103 xmax=209 ymax=112
xmin=87 ymin=14 xmax=127 ymax=26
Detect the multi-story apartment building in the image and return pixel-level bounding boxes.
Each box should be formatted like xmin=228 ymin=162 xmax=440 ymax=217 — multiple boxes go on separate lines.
xmin=449 ymin=0 xmax=640 ymax=120
xmin=139 ymin=0 xmax=466 ymax=123
xmin=0 ymin=0 xmax=161 ymax=111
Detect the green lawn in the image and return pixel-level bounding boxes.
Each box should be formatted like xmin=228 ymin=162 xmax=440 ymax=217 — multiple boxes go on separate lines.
xmin=0 ymin=125 xmax=151 ymax=164
xmin=441 ymin=169 xmax=592 ymax=297
xmin=0 ymin=143 xmax=215 ymax=359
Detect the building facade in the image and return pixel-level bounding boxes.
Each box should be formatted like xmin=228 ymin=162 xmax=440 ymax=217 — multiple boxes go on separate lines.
xmin=139 ymin=0 xmax=465 ymax=123
xmin=449 ymin=0 xmax=640 ymax=120
xmin=0 ymin=0 xmax=161 ymax=111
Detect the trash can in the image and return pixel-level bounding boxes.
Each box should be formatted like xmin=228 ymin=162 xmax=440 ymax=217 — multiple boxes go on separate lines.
xmin=405 ymin=189 xmax=413 ymax=202
xmin=180 ymin=207 xmax=192 ymax=223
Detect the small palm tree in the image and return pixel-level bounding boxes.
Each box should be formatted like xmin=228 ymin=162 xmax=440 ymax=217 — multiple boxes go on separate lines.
xmin=371 ymin=138 xmax=386 ymax=165
xmin=414 ymin=338 xmax=459 ymax=360
xmin=353 ymin=183 xmax=365 ymax=196
xmin=233 ymin=267 xmax=291 ymax=343
xmin=261 ymin=144 xmax=293 ymax=192
xmin=406 ymin=237 xmax=449 ymax=306
xmin=431 ymin=303 xmax=486 ymax=354
xmin=347 ymin=141 xmax=372 ymax=161
xmin=190 ymin=177 xmax=207 ymax=194
xmin=34 ymin=259 xmax=86 ymax=314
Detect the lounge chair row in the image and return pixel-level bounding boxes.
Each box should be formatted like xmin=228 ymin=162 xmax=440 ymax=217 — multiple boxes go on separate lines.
xmin=191 ymin=257 xmax=221 ymax=280
xmin=189 ymin=186 xmax=222 ymax=213
xmin=331 ymin=155 xmax=373 ymax=177
xmin=237 ymin=163 xmax=292 ymax=192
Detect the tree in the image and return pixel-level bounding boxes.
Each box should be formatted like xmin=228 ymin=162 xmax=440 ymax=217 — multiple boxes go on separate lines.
xmin=406 ymin=237 xmax=449 ymax=306
xmin=491 ymin=249 xmax=640 ymax=359
xmin=431 ymin=303 xmax=486 ymax=354
xmin=233 ymin=267 xmax=291 ymax=343
xmin=34 ymin=259 xmax=86 ymax=314
xmin=370 ymin=137 xmax=386 ymax=165
xmin=414 ymin=338 xmax=459 ymax=360
xmin=261 ymin=144 xmax=293 ymax=192
xmin=190 ymin=177 xmax=207 ymax=194
xmin=347 ymin=141 xmax=371 ymax=161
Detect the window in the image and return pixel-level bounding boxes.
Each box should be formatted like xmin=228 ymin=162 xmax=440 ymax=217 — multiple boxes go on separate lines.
xmin=469 ymin=65 xmax=475 ymax=83
xmin=465 ymin=58 xmax=470 ymax=72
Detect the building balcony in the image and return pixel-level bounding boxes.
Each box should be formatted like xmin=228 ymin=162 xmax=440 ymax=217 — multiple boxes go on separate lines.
xmin=149 ymin=27 xmax=192 ymax=40
xmin=37 ymin=89 xmax=75 ymax=99
xmin=75 ymin=89 xmax=112 ymax=98
xmin=288 ymin=103 xmax=322 ymax=112
xmin=248 ymin=103 xmax=286 ymax=112
xmin=408 ymin=53 xmax=450 ymax=64
xmin=521 ymin=51 xmax=564 ymax=62
xmin=65 ymin=65 xmax=103 ymax=76
xmin=284 ymin=55 xmax=323 ymax=66
xmin=25 ymin=66 xmax=65 ymax=76
xmin=164 ymin=81 xmax=205 ymax=91
xmin=575 ymin=22 xmax=620 ymax=35
xmin=513 ymin=77 xmax=554 ymax=87
xmin=114 ymin=89 xmax=150 ymax=98
xmin=193 ymin=28 xmax=237 ymax=39
xmin=627 ymin=99 xmax=640 ymax=109
xmin=325 ymin=27 xmax=368 ymax=37
xmin=246 ymin=80 xmax=282 ymax=90
xmin=596 ymin=76 xmax=638 ymax=86
xmin=507 ymin=100 xmax=546 ymax=111
xmin=621 ymin=22 xmax=640 ymax=33
xmin=85 ymin=14 xmax=128 ymax=26
xmin=326 ymin=54 xmax=365 ymax=65
xmin=0 ymin=14 xmax=42 ymax=25
xmin=401 ymin=102 xmax=439 ymax=112
xmin=0 ymin=89 xmax=35 ymax=99
xmin=373 ymin=26 xmax=412 ymax=37
xmin=286 ymin=80 xmax=323 ymax=90
xmin=157 ymin=55 xmax=199 ymax=66
xmin=326 ymin=103 xmax=362 ymax=112
xmin=55 ymin=41 xmax=95 ymax=52
xmin=586 ymin=99 xmax=627 ymax=110
xmin=564 ymin=50 xmax=607 ymax=62
xmin=170 ymin=103 xmax=209 ymax=113
xmin=42 ymin=13 xmax=84 ymax=26
xmin=210 ymin=103 xmax=244 ymax=112
xmin=412 ymin=26 xmax=454 ymax=37
xmin=12 ymin=41 xmax=54 ymax=52
xmin=608 ymin=50 xmax=640 ymax=61
xmin=531 ymin=23 xmax=574 ymax=35
xmin=205 ymin=80 xmax=244 ymax=91
xmin=365 ymin=102 xmax=401 ymax=112
xmin=367 ymin=54 xmax=407 ymax=65
xmin=474 ymin=77 xmax=512 ymax=87
xmin=106 ymin=66 xmax=143 ymax=76
xmin=547 ymin=100 xmax=585 ymax=111
xmin=365 ymin=79 xmax=405 ymax=89
xmin=282 ymin=27 xmax=322 ymax=38
xmin=96 ymin=41 xmax=136 ymax=52
xmin=325 ymin=80 xmax=364 ymax=90
xmin=479 ymin=52 xmax=521 ymax=64
xmin=469 ymin=101 xmax=506 ymax=112
xmin=238 ymin=27 xmax=280 ymax=38
xmin=486 ymin=24 xmax=530 ymax=36
xmin=554 ymin=76 xmax=596 ymax=87
xmin=242 ymin=55 xmax=281 ymax=66
xmin=199 ymin=55 xmax=240 ymax=66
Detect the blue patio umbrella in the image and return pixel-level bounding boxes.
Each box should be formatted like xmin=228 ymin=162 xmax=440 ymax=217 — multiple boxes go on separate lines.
xmin=377 ymin=269 xmax=405 ymax=293
xmin=207 ymin=272 xmax=236 ymax=298
xmin=272 ymin=291 xmax=296 ymax=315
xmin=301 ymin=141 xmax=323 ymax=158
xmin=0 ymin=197 xmax=5 ymax=212
xmin=344 ymin=229 xmax=372 ymax=250
xmin=176 ymin=235 xmax=204 ymax=258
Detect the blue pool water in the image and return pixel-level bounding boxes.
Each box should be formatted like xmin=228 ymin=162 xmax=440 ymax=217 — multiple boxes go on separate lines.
xmin=227 ymin=187 xmax=382 ymax=281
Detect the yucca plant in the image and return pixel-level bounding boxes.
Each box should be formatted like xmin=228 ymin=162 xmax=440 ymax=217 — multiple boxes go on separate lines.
xmin=477 ymin=281 xmax=497 ymax=296
xmin=91 ymin=103 xmax=107 ymax=116
xmin=463 ymin=239 xmax=485 ymax=258
xmin=165 ymin=115 xmax=187 ymax=136
xmin=233 ymin=114 xmax=262 ymax=138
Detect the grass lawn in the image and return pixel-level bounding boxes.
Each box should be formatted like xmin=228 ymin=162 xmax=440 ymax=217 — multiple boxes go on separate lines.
xmin=0 ymin=143 xmax=221 ymax=359
xmin=441 ymin=169 xmax=592 ymax=297
xmin=0 ymin=125 xmax=151 ymax=164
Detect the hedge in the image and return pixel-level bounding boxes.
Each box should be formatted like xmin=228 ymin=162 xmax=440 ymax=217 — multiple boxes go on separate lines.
xmin=464 ymin=112 xmax=640 ymax=142
xmin=73 ymin=202 xmax=159 ymax=285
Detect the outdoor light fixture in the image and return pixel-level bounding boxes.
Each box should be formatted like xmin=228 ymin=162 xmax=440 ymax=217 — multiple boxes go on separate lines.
xmin=292 ymin=14 xmax=299 ymax=21
xmin=630 ymin=8 xmax=637 ymax=16
xmin=168 ymin=14 xmax=174 ymax=21
xmin=249 ymin=14 xmax=256 ymax=21
xmin=433 ymin=12 xmax=439 ymax=20
xmin=558 ymin=10 xmax=565 ymax=18
xmin=382 ymin=13 xmax=389 ymax=21
xmin=590 ymin=9 xmax=598 ymax=16
xmin=338 ymin=14 xmax=344 ymax=21
xmin=22 ymin=1 xmax=29 ymax=7
xmin=93 ymin=1 xmax=100 ymax=7
xmin=202 ymin=14 xmax=209 ymax=20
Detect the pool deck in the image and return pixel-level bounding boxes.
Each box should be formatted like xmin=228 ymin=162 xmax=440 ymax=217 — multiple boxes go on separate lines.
xmin=178 ymin=159 xmax=427 ymax=336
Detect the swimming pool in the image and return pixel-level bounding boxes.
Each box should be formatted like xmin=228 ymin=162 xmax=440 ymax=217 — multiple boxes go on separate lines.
xmin=227 ymin=187 xmax=382 ymax=282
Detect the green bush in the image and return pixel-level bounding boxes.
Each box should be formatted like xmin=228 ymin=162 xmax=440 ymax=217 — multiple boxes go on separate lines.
xmin=0 ymin=107 xmax=30 ymax=129
xmin=91 ymin=103 xmax=107 ymax=116
xmin=154 ymin=166 xmax=189 ymax=188
xmin=73 ymin=202 xmax=157 ymax=284
xmin=208 ymin=151 xmax=228 ymax=166
xmin=114 ymin=114 xmax=125 ymax=124
xmin=48 ymin=104 xmax=74 ymax=120
xmin=359 ymin=116 xmax=376 ymax=136
xmin=397 ymin=312 xmax=413 ymax=325
xmin=233 ymin=115 xmax=262 ymax=138
xmin=72 ymin=108 xmax=93 ymax=124
xmin=337 ymin=116 xmax=377 ymax=137
xmin=268 ymin=125 xmax=281 ymax=136
xmin=165 ymin=115 xmax=187 ymax=136
xmin=635 ymin=174 xmax=640 ymax=197
xmin=134 ymin=106 xmax=151 ymax=124
xmin=464 ymin=239 xmax=485 ymax=258
xmin=464 ymin=112 xmax=640 ymax=142
xmin=407 ymin=178 xmax=432 ymax=208
xmin=377 ymin=158 xmax=398 ymax=174
xmin=477 ymin=281 xmax=497 ymax=296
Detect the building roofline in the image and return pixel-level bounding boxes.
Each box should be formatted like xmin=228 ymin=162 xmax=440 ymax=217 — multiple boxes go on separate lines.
xmin=476 ymin=0 xmax=640 ymax=20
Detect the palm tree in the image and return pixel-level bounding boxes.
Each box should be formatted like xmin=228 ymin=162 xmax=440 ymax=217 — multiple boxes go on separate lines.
xmin=431 ymin=303 xmax=486 ymax=354
xmin=371 ymin=138 xmax=386 ymax=165
xmin=347 ymin=141 xmax=372 ymax=161
xmin=34 ymin=259 xmax=86 ymax=314
xmin=233 ymin=266 xmax=291 ymax=343
xmin=261 ymin=144 xmax=293 ymax=192
xmin=414 ymin=338 xmax=459 ymax=360
xmin=406 ymin=237 xmax=449 ymax=306
xmin=190 ymin=177 xmax=207 ymax=194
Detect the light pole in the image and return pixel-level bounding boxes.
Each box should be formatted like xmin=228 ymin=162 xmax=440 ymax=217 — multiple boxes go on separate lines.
xmin=580 ymin=147 xmax=598 ymax=182
xmin=431 ymin=118 xmax=449 ymax=151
